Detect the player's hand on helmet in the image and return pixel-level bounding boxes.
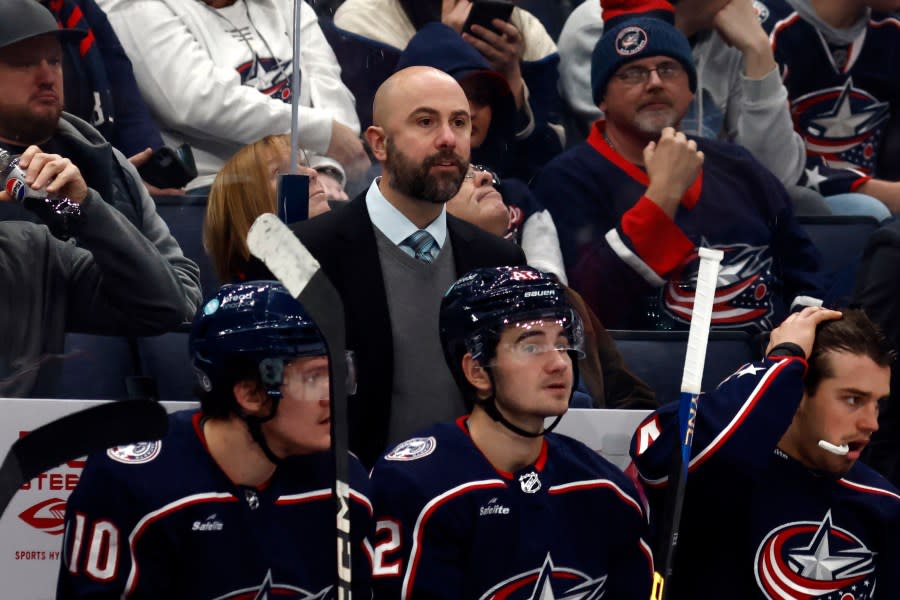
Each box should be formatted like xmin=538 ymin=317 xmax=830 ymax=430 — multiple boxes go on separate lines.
xmin=766 ymin=306 xmax=843 ymax=358
xmin=644 ymin=128 xmax=704 ymax=218
xmin=15 ymin=145 xmax=88 ymax=204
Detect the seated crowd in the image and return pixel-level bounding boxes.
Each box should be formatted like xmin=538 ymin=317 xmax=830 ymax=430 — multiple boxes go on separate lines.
xmin=1 ymin=0 xmax=899 ymax=597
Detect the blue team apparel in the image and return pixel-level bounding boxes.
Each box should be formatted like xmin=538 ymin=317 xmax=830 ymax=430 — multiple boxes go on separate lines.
xmin=370 ymin=417 xmax=653 ymax=599
xmin=759 ymin=0 xmax=900 ymax=196
xmin=631 ymin=357 xmax=900 ymax=599
xmin=57 ymin=409 xmax=373 ymax=599
xmin=532 ymin=123 xmax=824 ymax=332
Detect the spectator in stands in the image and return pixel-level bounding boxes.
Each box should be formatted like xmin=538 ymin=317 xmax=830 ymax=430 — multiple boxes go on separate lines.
xmin=447 ymin=163 xmax=566 ymax=281
xmin=557 ymin=0 xmax=833 ymax=217
xmin=204 ymin=134 xmax=330 ymax=283
xmin=853 ymin=219 xmax=900 ymax=487
xmin=396 ymin=22 xmax=563 ymax=181
xmin=96 ymin=0 xmax=369 ymax=194
xmin=531 ymin=12 xmax=824 ymax=333
xmin=334 ymin=0 xmax=566 ymax=151
xmin=757 ymin=0 xmax=900 ymax=217
xmin=0 ymin=145 xmax=193 ymax=398
xmin=259 ymin=67 xmax=526 ymax=467
xmin=0 ymin=0 xmax=200 ymax=301
xmin=39 ymin=0 xmax=164 ymax=160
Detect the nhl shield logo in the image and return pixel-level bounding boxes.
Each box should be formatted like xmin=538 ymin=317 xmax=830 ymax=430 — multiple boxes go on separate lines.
xmin=615 ymin=26 xmax=648 ymax=56
xmin=519 ymin=471 xmax=541 ymax=494
xmin=107 ymin=440 xmax=162 ymax=464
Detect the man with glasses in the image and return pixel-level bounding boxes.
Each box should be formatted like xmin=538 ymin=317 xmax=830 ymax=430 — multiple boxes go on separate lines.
xmin=369 ymin=266 xmax=653 ymax=599
xmin=532 ymin=14 xmax=824 ymax=334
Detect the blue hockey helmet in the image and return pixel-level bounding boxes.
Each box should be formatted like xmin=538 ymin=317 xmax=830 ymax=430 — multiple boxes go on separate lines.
xmin=189 ymin=281 xmax=327 ymax=416
xmin=439 ymin=266 xmax=584 ymax=426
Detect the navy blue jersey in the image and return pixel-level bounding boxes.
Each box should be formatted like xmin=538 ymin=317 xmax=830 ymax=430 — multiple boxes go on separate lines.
xmin=370 ymin=417 xmax=653 ymax=599
xmin=631 ymin=358 xmax=900 ymax=599
xmin=759 ymin=0 xmax=900 ymax=195
xmin=532 ymin=123 xmax=824 ymax=332
xmin=56 ymin=409 xmax=373 ymax=599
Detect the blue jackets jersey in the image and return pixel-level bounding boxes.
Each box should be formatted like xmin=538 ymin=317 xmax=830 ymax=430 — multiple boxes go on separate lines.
xmin=631 ymin=357 xmax=900 ymax=599
xmin=370 ymin=416 xmax=653 ymax=599
xmin=760 ymin=0 xmax=900 ymax=195
xmin=532 ymin=122 xmax=824 ymax=332
xmin=57 ymin=409 xmax=373 ymax=599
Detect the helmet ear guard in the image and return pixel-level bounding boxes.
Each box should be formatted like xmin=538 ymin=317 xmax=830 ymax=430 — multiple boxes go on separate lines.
xmin=189 ymin=281 xmax=330 ymax=463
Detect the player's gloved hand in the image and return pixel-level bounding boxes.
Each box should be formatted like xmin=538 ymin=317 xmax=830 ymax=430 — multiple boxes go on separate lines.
xmin=766 ymin=306 xmax=843 ymax=358
xmin=644 ymin=128 xmax=704 ymax=218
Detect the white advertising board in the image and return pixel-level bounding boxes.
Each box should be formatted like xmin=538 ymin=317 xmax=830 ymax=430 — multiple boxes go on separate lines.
xmin=0 ymin=399 xmax=196 ymax=600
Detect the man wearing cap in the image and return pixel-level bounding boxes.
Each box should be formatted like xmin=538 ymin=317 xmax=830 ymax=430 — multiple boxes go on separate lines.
xmin=0 ymin=0 xmax=201 ymax=395
xmin=531 ymin=13 xmax=824 ymax=334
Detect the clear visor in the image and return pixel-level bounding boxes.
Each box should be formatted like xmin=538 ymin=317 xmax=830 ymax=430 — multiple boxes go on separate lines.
xmin=277 ymin=350 xmax=357 ymax=399
xmin=483 ymin=316 xmax=585 ymax=366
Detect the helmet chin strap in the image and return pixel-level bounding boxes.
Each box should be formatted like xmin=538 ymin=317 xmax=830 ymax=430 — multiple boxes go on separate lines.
xmin=480 ymin=369 xmax=563 ymax=438
xmin=243 ymin=396 xmax=283 ymax=466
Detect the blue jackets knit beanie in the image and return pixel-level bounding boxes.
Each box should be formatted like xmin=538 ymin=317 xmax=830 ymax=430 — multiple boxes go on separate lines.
xmin=591 ymin=16 xmax=697 ymax=104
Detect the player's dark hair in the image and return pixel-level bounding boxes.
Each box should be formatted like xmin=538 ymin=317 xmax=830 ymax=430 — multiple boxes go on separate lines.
xmin=805 ymin=309 xmax=895 ymax=395
xmin=195 ymin=359 xmax=264 ymax=419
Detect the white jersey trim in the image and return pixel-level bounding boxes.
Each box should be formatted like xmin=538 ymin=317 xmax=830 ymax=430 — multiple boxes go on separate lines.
xmin=401 ymin=479 xmax=507 ymax=600
xmin=548 ymin=479 xmax=643 ymax=517
xmin=605 ymin=228 xmax=667 ymax=287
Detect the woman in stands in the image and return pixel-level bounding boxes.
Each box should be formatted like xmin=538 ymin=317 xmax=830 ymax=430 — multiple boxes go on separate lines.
xmin=204 ymin=134 xmax=330 ymax=283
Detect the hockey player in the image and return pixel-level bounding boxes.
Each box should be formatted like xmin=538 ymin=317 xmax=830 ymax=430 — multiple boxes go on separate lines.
xmin=369 ymin=266 xmax=653 ymax=599
xmin=56 ymin=281 xmax=373 ymax=599
xmin=632 ymin=306 xmax=900 ymax=598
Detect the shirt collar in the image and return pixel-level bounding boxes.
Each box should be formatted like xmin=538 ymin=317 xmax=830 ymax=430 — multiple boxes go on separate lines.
xmin=365 ymin=177 xmax=447 ymax=247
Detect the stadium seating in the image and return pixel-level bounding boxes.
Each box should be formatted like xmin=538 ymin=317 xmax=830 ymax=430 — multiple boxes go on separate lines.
xmin=609 ymin=330 xmax=760 ymax=405
xmin=797 ymin=215 xmax=881 ymax=307
xmin=153 ymin=195 xmax=220 ymax=301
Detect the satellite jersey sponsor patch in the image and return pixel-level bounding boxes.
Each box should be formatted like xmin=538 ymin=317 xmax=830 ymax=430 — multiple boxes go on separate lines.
xmin=385 ymin=437 xmax=437 ymax=461
xmin=107 ymin=440 xmax=162 ymax=464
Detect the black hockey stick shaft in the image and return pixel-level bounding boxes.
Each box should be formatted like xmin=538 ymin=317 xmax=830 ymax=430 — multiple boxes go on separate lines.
xmin=651 ymin=248 xmax=723 ymax=600
xmin=0 ymin=400 xmax=168 ymax=519
xmin=247 ymin=213 xmax=352 ymax=599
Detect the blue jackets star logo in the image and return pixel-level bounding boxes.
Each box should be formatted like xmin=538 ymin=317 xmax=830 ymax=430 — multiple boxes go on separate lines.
xmin=754 ymin=510 xmax=875 ymax=599
xmin=212 ymin=569 xmax=329 ymax=599
xmin=792 ymin=79 xmax=889 ymax=174
xmin=478 ymin=554 xmax=607 ymax=600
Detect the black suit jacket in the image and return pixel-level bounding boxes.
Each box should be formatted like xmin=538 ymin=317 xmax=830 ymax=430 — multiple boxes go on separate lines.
xmin=289 ymin=194 xmax=526 ymax=466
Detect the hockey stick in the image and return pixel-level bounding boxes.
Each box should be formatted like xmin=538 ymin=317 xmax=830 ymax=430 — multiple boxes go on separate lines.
xmin=0 ymin=399 xmax=168 ymax=519
xmin=651 ymin=247 xmax=723 ymax=600
xmin=247 ymin=213 xmax=353 ymax=600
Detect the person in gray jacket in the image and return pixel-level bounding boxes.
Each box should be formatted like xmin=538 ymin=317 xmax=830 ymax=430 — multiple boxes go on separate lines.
xmin=0 ymin=1 xmax=201 ymax=312
xmin=0 ymin=146 xmax=195 ymax=397
xmin=0 ymin=0 xmax=201 ymax=395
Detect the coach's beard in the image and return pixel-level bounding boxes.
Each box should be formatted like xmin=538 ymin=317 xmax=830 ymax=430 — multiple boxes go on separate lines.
xmin=385 ymin=139 xmax=468 ymax=205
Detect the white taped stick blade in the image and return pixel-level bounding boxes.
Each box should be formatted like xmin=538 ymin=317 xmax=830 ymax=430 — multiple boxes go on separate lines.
xmin=247 ymin=213 xmax=320 ymax=298
xmin=680 ymin=248 xmax=725 ymax=394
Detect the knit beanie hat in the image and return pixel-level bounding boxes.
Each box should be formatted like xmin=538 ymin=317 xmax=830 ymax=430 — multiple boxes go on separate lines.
xmin=591 ymin=0 xmax=697 ymax=103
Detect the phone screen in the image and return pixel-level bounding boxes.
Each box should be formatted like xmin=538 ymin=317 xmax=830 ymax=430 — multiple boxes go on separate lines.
xmin=462 ymin=0 xmax=514 ymax=36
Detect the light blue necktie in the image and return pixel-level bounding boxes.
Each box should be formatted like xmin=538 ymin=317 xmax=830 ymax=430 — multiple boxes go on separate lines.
xmin=402 ymin=230 xmax=438 ymax=263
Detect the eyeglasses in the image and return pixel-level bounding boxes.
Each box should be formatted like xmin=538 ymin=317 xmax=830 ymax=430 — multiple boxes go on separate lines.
xmin=464 ymin=165 xmax=501 ymax=188
xmin=614 ymin=61 xmax=684 ymax=86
